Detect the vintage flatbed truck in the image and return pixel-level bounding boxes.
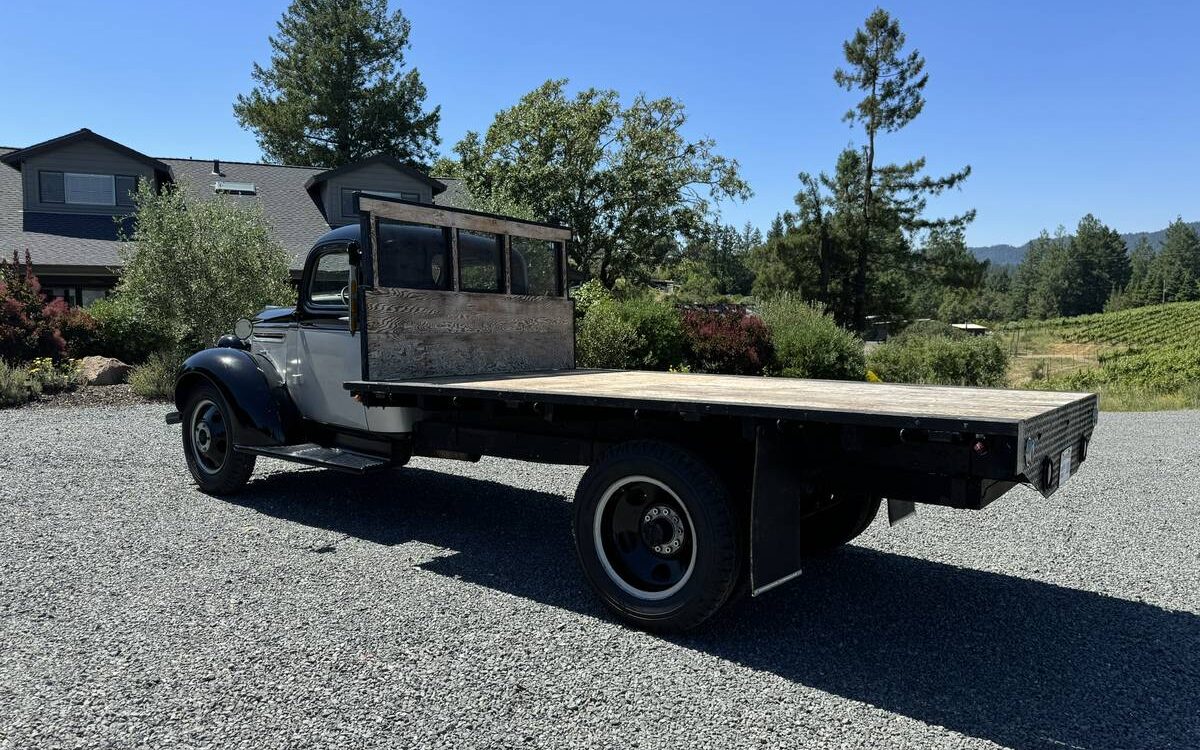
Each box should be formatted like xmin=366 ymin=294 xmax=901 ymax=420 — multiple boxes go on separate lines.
xmin=167 ymin=195 xmax=1098 ymax=631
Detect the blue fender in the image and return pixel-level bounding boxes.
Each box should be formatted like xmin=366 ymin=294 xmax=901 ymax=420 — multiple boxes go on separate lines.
xmin=173 ymin=347 xmax=302 ymax=447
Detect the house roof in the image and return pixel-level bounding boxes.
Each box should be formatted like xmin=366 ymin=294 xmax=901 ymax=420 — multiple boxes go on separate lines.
xmin=432 ymin=177 xmax=470 ymax=209
xmin=164 ymin=157 xmax=331 ymax=270
xmin=0 ymin=128 xmax=171 ymax=176
xmin=303 ymin=153 xmax=446 ymax=195
xmin=0 ymin=138 xmax=472 ymax=276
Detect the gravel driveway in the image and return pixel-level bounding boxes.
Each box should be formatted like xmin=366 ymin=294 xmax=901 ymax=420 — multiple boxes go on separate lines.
xmin=1 ymin=404 xmax=1197 ymax=749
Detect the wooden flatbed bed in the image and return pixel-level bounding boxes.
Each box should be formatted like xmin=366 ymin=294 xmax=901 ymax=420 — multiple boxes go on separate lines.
xmin=346 ymin=369 xmax=1095 ymax=435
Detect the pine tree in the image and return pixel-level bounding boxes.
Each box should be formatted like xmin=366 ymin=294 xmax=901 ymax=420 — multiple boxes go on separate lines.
xmin=834 ymin=9 xmax=973 ymax=328
xmin=1153 ymin=218 xmax=1200 ymax=302
xmin=234 ymin=0 xmax=440 ymax=167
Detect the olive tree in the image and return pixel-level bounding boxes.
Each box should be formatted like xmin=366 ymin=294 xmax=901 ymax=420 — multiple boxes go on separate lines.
xmin=118 ymin=180 xmax=293 ymax=354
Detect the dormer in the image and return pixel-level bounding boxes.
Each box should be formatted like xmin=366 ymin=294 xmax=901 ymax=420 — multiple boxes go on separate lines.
xmin=0 ymin=128 xmax=172 ymax=218
xmin=303 ymin=154 xmax=445 ymax=227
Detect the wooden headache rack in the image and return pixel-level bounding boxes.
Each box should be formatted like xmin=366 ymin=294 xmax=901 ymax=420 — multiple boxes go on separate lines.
xmin=354 ymin=194 xmax=576 ymax=382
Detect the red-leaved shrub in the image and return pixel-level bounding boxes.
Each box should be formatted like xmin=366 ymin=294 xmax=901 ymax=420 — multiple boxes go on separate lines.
xmin=0 ymin=250 xmax=72 ymax=362
xmin=681 ymin=306 xmax=773 ymax=375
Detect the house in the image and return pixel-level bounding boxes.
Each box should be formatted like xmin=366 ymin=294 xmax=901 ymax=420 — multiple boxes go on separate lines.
xmin=0 ymin=128 xmax=468 ymax=305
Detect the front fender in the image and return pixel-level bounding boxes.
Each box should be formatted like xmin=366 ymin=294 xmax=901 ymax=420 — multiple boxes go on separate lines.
xmin=173 ymin=348 xmax=302 ymax=447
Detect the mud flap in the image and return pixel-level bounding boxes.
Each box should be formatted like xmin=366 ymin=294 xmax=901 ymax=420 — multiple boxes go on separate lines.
xmin=888 ymin=498 xmax=916 ymax=525
xmin=750 ymin=427 xmax=806 ymax=595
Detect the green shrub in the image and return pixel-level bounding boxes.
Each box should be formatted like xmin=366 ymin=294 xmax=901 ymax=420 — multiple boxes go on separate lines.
xmin=758 ymin=297 xmax=865 ymax=380
xmin=576 ymin=299 xmax=644 ymax=369
xmin=570 ymin=279 xmax=612 ymax=319
xmin=869 ymin=333 xmax=1009 ymax=387
xmin=27 ymin=357 xmax=80 ymax=395
xmin=119 ymin=181 xmax=292 ymax=354
xmin=86 ymin=295 xmax=175 ymax=364
xmin=899 ymin=319 xmax=962 ymax=339
xmin=576 ymin=295 xmax=685 ymax=370
xmin=0 ymin=360 xmax=36 ymax=407
xmin=128 ymin=351 xmax=180 ymax=400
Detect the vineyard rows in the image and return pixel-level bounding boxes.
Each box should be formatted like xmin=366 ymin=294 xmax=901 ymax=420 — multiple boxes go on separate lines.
xmin=1005 ymin=301 xmax=1200 ymax=348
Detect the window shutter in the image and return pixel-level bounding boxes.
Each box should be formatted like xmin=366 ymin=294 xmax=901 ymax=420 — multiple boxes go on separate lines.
xmin=115 ymin=176 xmax=138 ymax=207
xmin=65 ymin=173 xmax=116 ymax=205
xmin=341 ymin=188 xmax=358 ymax=217
xmin=39 ymin=171 xmax=65 ymax=204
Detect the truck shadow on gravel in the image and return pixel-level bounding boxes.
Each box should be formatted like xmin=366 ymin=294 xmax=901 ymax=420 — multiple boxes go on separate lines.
xmin=232 ymin=466 xmax=1199 ymax=750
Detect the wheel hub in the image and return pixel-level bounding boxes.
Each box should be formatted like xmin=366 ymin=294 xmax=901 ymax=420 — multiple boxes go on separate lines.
xmin=195 ymin=423 xmax=212 ymax=451
xmin=641 ymin=505 xmax=685 ymax=555
xmin=189 ymin=399 xmax=228 ymax=475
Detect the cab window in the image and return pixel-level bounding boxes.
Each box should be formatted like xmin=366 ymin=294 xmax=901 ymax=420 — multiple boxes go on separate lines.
xmin=377 ymin=220 xmax=451 ymax=290
xmin=306 ymin=247 xmax=351 ymax=309
xmin=457 ymin=229 xmax=503 ymax=293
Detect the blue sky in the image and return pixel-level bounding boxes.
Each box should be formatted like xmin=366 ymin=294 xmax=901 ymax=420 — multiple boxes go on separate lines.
xmin=1 ymin=0 xmax=1196 ymax=247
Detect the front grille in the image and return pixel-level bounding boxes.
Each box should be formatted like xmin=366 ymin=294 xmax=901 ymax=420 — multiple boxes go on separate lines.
xmin=1017 ymin=394 xmax=1099 ymax=495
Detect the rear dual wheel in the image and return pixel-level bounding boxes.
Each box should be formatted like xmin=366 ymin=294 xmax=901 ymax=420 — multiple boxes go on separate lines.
xmin=798 ymin=492 xmax=881 ymax=556
xmin=573 ymin=441 xmax=741 ymax=632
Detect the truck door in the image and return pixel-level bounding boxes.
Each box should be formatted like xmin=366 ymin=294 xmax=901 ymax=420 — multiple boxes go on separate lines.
xmin=288 ymin=243 xmax=367 ymax=430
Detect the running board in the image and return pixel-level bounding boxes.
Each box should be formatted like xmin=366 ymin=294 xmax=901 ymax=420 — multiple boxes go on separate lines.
xmin=235 ymin=443 xmax=391 ymax=473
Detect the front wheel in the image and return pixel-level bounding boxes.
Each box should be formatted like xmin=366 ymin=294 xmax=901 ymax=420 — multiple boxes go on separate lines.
xmin=573 ymin=441 xmax=740 ymax=632
xmin=181 ymin=382 xmax=255 ymax=495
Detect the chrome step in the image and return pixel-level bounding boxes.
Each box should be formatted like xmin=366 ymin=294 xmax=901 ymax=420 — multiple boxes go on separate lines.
xmin=235 ymin=443 xmax=391 ymax=473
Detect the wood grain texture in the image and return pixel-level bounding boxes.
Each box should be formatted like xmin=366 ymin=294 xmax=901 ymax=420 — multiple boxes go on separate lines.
xmin=355 ymin=369 xmax=1096 ymax=424
xmin=365 ymin=287 xmax=574 ymax=380
xmin=360 ymin=197 xmax=572 ymax=242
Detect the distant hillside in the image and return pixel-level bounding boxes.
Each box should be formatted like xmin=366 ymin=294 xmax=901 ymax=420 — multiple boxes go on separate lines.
xmin=969 ymin=221 xmax=1200 ymax=267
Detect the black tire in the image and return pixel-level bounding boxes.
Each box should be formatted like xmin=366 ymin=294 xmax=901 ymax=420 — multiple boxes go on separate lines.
xmin=181 ymin=382 xmax=256 ymax=495
xmin=573 ymin=440 xmax=740 ymax=632
xmin=798 ymin=493 xmax=881 ymax=556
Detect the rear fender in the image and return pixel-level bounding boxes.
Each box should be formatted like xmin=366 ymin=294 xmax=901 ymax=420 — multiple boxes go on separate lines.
xmin=173 ymin=348 xmax=302 ymax=447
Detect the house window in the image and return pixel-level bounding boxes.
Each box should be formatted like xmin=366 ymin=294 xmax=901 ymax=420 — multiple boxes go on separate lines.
xmin=341 ymin=188 xmax=424 ymax=217
xmin=65 ymin=173 xmax=116 ymax=205
xmin=39 ymin=171 xmax=65 ymax=203
xmin=39 ymin=172 xmax=139 ymax=208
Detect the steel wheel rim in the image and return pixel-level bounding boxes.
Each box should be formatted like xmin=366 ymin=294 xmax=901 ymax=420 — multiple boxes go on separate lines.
xmin=593 ymin=475 xmax=697 ymax=601
xmin=189 ymin=398 xmax=229 ymax=475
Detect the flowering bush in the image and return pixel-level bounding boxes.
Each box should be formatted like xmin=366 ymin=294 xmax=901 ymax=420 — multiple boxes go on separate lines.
xmin=27 ymin=357 xmax=81 ymax=394
xmin=681 ymin=306 xmax=772 ymax=375
xmin=0 ymin=250 xmax=71 ymax=363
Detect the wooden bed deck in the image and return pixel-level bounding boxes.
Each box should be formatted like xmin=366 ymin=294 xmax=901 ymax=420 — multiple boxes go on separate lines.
xmin=347 ymin=369 xmax=1097 ymax=434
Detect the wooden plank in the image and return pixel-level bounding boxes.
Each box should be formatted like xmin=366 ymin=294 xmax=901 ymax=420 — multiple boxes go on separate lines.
xmin=360 ymin=197 xmax=572 ymax=242
xmin=350 ymin=369 xmax=1095 ymax=425
xmin=364 ymin=288 xmax=574 ymax=380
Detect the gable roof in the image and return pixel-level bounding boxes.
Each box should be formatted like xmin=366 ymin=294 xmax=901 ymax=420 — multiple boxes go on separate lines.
xmin=303 ymin=153 xmax=446 ymax=196
xmin=0 ymin=134 xmax=469 ymax=276
xmin=0 ymin=128 xmax=171 ymax=176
